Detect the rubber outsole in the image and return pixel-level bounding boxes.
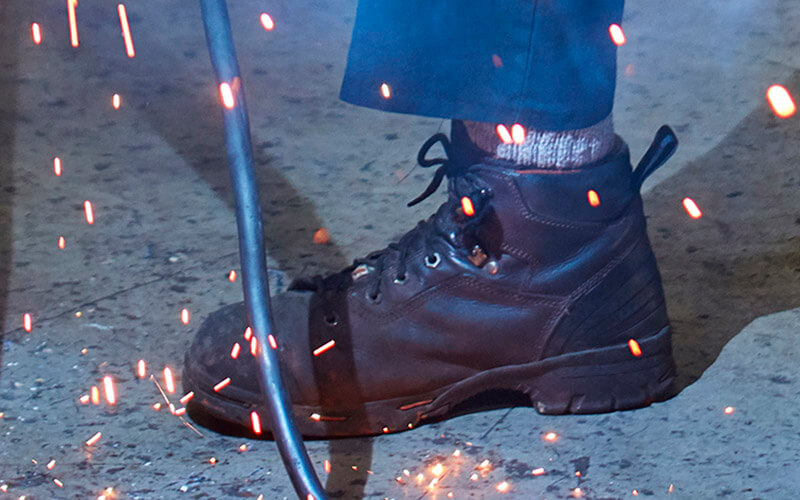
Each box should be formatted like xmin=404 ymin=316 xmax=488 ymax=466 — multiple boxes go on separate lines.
xmin=183 ymin=326 xmax=675 ymax=438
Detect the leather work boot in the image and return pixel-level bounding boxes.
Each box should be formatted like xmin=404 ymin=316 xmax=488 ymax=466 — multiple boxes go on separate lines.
xmin=183 ymin=125 xmax=679 ymax=438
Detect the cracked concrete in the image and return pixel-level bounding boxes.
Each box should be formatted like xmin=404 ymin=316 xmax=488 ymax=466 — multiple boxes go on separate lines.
xmin=1 ymin=0 xmax=799 ymax=499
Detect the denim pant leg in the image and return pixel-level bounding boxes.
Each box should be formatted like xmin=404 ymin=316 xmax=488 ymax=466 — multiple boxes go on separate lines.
xmin=340 ymin=0 xmax=624 ymax=131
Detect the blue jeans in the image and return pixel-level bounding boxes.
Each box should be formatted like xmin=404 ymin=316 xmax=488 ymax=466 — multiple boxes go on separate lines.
xmin=340 ymin=0 xmax=623 ymax=131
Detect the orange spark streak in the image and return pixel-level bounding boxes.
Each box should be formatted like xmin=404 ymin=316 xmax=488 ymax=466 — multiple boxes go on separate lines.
xmin=47 ymin=459 xmax=56 ymax=470
xmin=532 ymin=467 xmax=545 ymax=476
xmin=228 ymin=270 xmax=237 ymax=282
xmin=103 ymin=376 xmax=116 ymax=405
xmin=250 ymin=411 xmax=262 ymax=434
xmin=268 ymin=334 xmax=278 ymax=350
xmin=179 ymin=392 xmax=194 ymax=404
xmin=152 ymin=402 xmax=162 ymax=411
xmin=587 ymin=189 xmax=600 ymax=207
xmin=496 ymin=124 xmax=512 ymax=144
xmin=682 ymin=197 xmax=702 ymax=219
xmin=32 ymin=23 xmax=42 ymax=44
xmin=91 ymin=385 xmax=100 ymax=405
xmin=608 ymin=24 xmax=626 ymax=46
xmin=58 ymin=236 xmax=66 ymax=249
xmin=23 ymin=313 xmax=32 ymax=332
xmin=53 ymin=156 xmax=62 ymax=175
xmin=628 ymin=338 xmax=642 ymax=357
xmin=117 ymin=4 xmax=135 ymax=58
xmin=174 ymin=407 xmax=186 ymax=416
xmin=380 ymin=83 xmax=391 ymax=99
xmin=84 ymin=200 xmax=94 ymax=224
xmin=112 ymin=93 xmax=121 ymax=109
xmin=511 ymin=123 xmax=526 ymax=145
xmin=163 ymin=366 xmax=175 ymax=393
xmin=496 ymin=481 xmax=510 ymax=493
xmin=307 ymin=495 xmax=316 ymax=500
xmin=324 ymin=460 xmax=331 ymax=473
xmin=79 ymin=394 xmax=90 ymax=404
xmin=244 ymin=327 xmax=253 ymax=340
xmin=85 ymin=431 xmax=102 ymax=446
xmin=260 ymin=13 xmax=275 ymax=31
xmin=313 ymin=339 xmax=336 ymax=356
xmin=766 ymin=84 xmax=796 ymax=118
xmin=219 ymin=82 xmax=235 ymax=109
xmin=250 ymin=336 xmax=258 ymax=356
xmin=310 ymin=413 xmax=321 ymax=421
xmin=136 ymin=359 xmax=146 ymax=378
xmin=724 ymin=406 xmax=735 ymax=415
xmin=213 ymin=377 xmax=231 ymax=392
xmin=461 ymin=196 xmax=475 ymax=217
xmin=67 ymin=0 xmax=79 ymax=47
xmin=54 ymin=478 xmax=64 ymax=487
xmin=181 ymin=308 xmax=190 ymax=325
xmin=230 ymin=342 xmax=241 ymax=359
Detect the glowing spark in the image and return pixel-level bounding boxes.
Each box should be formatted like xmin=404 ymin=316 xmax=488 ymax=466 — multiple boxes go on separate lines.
xmin=84 ymin=200 xmax=95 ymax=224
xmin=47 ymin=459 xmax=56 ymax=470
xmin=260 ymin=13 xmax=275 ymax=31
xmin=608 ymin=24 xmax=626 ymax=46
xmin=228 ymin=270 xmax=237 ymax=282
xmin=103 ymin=376 xmax=116 ymax=405
xmin=219 ymin=82 xmax=235 ymax=109
xmin=250 ymin=411 xmax=262 ymax=434
xmin=136 ymin=359 xmax=146 ymax=378
xmin=633 ymin=490 xmax=639 ymax=496
xmin=180 ymin=308 xmax=190 ymax=325
xmin=543 ymin=431 xmax=558 ymax=442
xmin=324 ymin=460 xmax=331 ymax=473
xmin=250 ymin=336 xmax=258 ymax=356
xmin=682 ymin=197 xmax=702 ymax=219
xmin=431 ymin=463 xmax=444 ymax=477
xmin=453 ymin=449 xmax=461 ymax=457
xmin=152 ymin=402 xmax=162 ymax=411
xmin=511 ymin=123 xmax=526 ymax=145
xmin=268 ymin=334 xmax=278 ymax=350
xmin=669 ymin=484 xmax=674 ymax=493
xmin=313 ymin=339 xmax=336 ymax=356
xmin=91 ymin=385 xmax=100 ymax=405
xmin=628 ymin=338 xmax=642 ymax=357
xmin=496 ymin=124 xmax=512 ymax=144
xmin=85 ymin=432 xmax=102 ymax=446
xmin=427 ymin=477 xmax=439 ymax=490
xmin=31 ymin=23 xmax=42 ymax=44
xmin=117 ymin=4 xmax=135 ymax=58
xmin=23 ymin=313 xmax=32 ymax=332
xmin=766 ymin=84 xmax=796 ymax=118
xmin=724 ymin=406 xmax=735 ymax=415
xmin=54 ymin=479 xmax=64 ymax=488
xmin=174 ymin=407 xmax=186 ymax=416
xmin=478 ymin=459 xmax=492 ymax=471
xmin=58 ymin=236 xmax=66 ymax=249
xmin=572 ymin=487 xmax=583 ymax=498
xmin=230 ymin=342 xmax=241 ymax=359
xmin=313 ymin=227 xmax=331 ymax=245
xmin=75 ymin=311 xmax=82 ymax=317
xmin=496 ymin=481 xmax=510 ymax=493
xmin=213 ymin=377 xmax=231 ymax=392
xmin=403 ymin=469 xmax=411 ymax=477
xmin=179 ymin=392 xmax=194 ymax=404
xmin=307 ymin=495 xmax=316 ymax=500
xmin=532 ymin=467 xmax=545 ymax=476
xmin=53 ymin=157 xmax=63 ymax=177
xmin=380 ymin=83 xmax=391 ymax=99
xmin=382 ymin=426 xmax=390 ymax=434
xmin=310 ymin=413 xmax=321 ymax=421
xmin=238 ymin=444 xmax=247 ymax=452
xmin=244 ymin=327 xmax=253 ymax=340
xmin=81 ymin=348 xmax=88 ymax=354
xmin=587 ymin=189 xmax=600 ymax=207
xmin=67 ymin=0 xmax=79 ymax=47
xmin=112 ymin=93 xmax=121 ymax=109
xmin=79 ymin=394 xmax=90 ymax=404
xmin=461 ymin=196 xmax=475 ymax=217
xmin=209 ymin=457 xmax=217 ymax=464
xmin=470 ymin=472 xmax=479 ymax=481
xmin=163 ymin=367 xmax=175 ymax=393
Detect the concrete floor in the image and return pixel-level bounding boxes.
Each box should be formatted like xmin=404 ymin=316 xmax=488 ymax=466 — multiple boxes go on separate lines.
xmin=1 ymin=0 xmax=799 ymax=499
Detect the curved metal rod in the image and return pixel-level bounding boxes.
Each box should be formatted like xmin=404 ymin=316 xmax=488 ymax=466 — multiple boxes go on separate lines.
xmin=198 ymin=1 xmax=327 ymax=498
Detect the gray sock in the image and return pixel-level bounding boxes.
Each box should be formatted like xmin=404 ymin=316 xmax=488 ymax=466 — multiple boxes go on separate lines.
xmin=463 ymin=115 xmax=616 ymax=169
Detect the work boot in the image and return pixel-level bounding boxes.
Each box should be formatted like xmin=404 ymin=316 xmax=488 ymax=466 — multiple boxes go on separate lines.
xmin=183 ymin=125 xmax=679 ymax=438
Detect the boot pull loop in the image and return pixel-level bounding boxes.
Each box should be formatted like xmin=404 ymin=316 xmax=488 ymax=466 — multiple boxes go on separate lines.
xmin=631 ymin=125 xmax=679 ymax=192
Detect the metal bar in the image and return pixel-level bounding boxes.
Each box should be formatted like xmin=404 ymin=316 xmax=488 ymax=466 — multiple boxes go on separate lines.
xmin=197 ymin=1 xmax=327 ymax=498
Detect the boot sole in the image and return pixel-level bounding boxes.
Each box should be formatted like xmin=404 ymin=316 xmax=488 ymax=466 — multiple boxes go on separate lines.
xmin=183 ymin=326 xmax=675 ymax=438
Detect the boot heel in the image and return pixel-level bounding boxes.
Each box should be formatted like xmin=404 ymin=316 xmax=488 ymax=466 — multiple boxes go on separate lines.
xmin=528 ymin=327 xmax=676 ymax=415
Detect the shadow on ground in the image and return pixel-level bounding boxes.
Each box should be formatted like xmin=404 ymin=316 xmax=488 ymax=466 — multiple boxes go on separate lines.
xmin=646 ymin=68 xmax=800 ymax=391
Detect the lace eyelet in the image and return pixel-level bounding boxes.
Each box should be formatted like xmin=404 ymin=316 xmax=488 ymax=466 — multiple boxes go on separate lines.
xmin=324 ymin=313 xmax=339 ymax=326
xmin=424 ymin=252 xmax=441 ymax=269
xmin=393 ymin=273 xmax=407 ymax=285
xmin=365 ymin=290 xmax=382 ymax=304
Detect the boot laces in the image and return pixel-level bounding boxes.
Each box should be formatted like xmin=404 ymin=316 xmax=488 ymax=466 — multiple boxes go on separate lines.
xmin=290 ymin=134 xmax=493 ymax=299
